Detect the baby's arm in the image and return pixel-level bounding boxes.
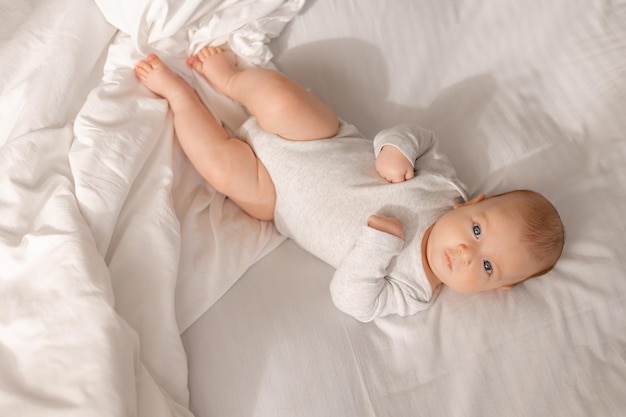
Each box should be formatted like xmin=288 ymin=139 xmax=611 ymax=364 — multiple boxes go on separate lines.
xmin=373 ymin=124 xmax=437 ymax=183
xmin=330 ymin=218 xmax=423 ymax=322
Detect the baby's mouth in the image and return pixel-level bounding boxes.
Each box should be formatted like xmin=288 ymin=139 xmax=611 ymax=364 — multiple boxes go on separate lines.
xmin=444 ymin=252 xmax=452 ymax=270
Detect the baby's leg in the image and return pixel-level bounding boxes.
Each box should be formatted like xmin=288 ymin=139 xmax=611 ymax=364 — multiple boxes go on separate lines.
xmin=188 ymin=47 xmax=339 ymax=141
xmin=135 ymin=54 xmax=275 ymax=221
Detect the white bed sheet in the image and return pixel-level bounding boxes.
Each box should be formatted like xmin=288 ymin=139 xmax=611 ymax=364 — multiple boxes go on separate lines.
xmin=183 ymin=0 xmax=626 ymax=416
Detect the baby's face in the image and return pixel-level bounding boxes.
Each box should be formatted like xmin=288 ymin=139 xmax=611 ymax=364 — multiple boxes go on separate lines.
xmin=423 ymin=194 xmax=535 ymax=294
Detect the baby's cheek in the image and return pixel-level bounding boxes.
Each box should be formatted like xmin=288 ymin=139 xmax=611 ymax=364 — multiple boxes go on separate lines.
xmin=461 ymin=270 xmax=486 ymax=293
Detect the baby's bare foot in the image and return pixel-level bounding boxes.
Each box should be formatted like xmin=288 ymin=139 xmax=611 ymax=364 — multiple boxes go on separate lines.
xmin=135 ymin=54 xmax=190 ymax=101
xmin=187 ymin=46 xmax=239 ymax=96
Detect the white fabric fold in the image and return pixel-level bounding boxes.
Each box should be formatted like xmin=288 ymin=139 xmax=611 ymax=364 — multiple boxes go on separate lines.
xmin=1 ymin=0 xmax=302 ymax=415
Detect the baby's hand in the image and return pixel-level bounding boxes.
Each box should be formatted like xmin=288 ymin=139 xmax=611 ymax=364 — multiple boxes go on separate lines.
xmin=375 ymin=145 xmax=414 ymax=183
xmin=367 ymin=215 xmax=405 ymax=240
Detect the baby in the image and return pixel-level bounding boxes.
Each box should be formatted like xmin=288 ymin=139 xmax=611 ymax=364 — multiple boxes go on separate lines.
xmin=135 ymin=47 xmax=565 ymax=322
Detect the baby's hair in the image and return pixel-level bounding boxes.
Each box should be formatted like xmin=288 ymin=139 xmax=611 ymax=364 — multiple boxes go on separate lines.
xmin=494 ymin=189 xmax=565 ymax=278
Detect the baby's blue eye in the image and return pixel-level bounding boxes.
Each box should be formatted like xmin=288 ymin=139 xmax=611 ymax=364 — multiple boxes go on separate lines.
xmin=483 ymin=260 xmax=493 ymax=274
xmin=473 ymin=224 xmax=481 ymax=238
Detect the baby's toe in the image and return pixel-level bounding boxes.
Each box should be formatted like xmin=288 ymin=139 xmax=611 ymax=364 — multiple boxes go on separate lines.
xmin=187 ymin=55 xmax=202 ymax=72
xmin=146 ymin=54 xmax=164 ymax=68
xmin=134 ymin=60 xmax=151 ymax=75
xmin=198 ymin=46 xmax=223 ymax=61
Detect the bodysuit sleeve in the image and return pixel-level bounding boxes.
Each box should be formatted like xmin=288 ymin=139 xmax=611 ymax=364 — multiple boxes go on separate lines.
xmin=372 ymin=124 xmax=436 ymax=166
xmin=373 ymin=124 xmax=465 ymax=187
xmin=329 ymin=225 xmax=428 ymax=322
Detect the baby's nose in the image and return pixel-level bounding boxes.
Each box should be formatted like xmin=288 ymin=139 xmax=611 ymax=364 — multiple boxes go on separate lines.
xmin=457 ymin=244 xmax=474 ymax=265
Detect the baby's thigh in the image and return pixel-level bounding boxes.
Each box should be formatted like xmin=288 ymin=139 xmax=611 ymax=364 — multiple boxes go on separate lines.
xmin=224 ymin=139 xmax=276 ymax=221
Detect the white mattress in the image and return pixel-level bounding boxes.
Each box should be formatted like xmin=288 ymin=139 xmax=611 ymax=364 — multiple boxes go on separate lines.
xmin=182 ymin=1 xmax=626 ymax=416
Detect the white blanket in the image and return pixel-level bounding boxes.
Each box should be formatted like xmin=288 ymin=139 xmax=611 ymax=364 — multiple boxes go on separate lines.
xmin=0 ymin=0 xmax=299 ymax=415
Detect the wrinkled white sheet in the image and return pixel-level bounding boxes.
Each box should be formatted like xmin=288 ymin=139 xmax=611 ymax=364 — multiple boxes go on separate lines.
xmin=0 ymin=0 xmax=299 ymax=415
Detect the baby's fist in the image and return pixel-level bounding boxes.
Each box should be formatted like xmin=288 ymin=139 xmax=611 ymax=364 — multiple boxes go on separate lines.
xmin=376 ymin=145 xmax=414 ymax=183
